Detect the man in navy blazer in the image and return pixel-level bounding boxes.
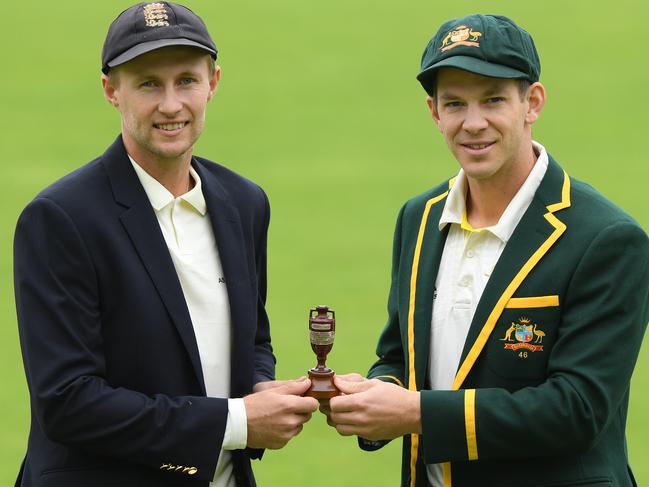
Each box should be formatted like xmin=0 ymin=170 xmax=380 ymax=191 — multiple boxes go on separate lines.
xmin=13 ymin=3 xmax=318 ymax=486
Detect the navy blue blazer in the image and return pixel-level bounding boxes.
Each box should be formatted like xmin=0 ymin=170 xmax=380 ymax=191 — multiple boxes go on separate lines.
xmin=13 ymin=136 xmax=276 ymax=487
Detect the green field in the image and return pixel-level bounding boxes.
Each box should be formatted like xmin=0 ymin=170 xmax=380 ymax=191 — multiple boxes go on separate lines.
xmin=1 ymin=1 xmax=648 ymax=485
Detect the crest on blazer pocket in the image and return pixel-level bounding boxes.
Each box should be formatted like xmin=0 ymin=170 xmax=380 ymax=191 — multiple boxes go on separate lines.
xmin=500 ymin=317 xmax=545 ymax=358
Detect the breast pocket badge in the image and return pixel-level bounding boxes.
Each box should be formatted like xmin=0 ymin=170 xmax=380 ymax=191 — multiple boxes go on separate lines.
xmin=500 ymin=317 xmax=545 ymax=359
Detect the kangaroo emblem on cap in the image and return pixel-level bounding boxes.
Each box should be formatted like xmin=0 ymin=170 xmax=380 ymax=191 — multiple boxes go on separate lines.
xmin=440 ymin=25 xmax=482 ymax=52
xmin=143 ymin=2 xmax=170 ymax=27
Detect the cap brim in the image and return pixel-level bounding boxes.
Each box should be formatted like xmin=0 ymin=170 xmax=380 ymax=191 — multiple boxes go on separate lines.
xmin=417 ymin=55 xmax=528 ymax=85
xmin=107 ymin=38 xmax=217 ymax=70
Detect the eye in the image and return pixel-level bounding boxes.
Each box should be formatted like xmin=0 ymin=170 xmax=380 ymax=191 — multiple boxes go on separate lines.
xmin=180 ymin=77 xmax=196 ymax=85
xmin=486 ymin=96 xmax=505 ymax=104
xmin=140 ymin=80 xmax=156 ymax=88
xmin=444 ymin=101 xmax=463 ymax=108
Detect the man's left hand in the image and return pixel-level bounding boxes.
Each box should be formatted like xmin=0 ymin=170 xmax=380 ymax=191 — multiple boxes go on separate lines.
xmin=328 ymin=377 xmax=421 ymax=441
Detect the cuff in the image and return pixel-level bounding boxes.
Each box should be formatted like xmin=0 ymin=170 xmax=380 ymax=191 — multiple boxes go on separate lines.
xmin=420 ymin=389 xmax=475 ymax=464
xmin=222 ymin=398 xmax=248 ymax=450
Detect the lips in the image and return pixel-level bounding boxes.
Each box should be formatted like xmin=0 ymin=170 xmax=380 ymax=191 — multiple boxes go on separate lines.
xmin=459 ymin=140 xmax=496 ymax=156
xmin=461 ymin=141 xmax=494 ymax=150
xmin=154 ymin=122 xmax=188 ymax=131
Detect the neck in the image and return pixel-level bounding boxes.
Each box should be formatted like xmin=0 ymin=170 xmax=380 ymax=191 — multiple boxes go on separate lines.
xmin=465 ymin=145 xmax=537 ymax=229
xmin=125 ymin=144 xmax=195 ymax=198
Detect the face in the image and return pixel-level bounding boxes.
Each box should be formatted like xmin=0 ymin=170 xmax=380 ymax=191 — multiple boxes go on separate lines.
xmin=428 ymin=68 xmax=545 ymax=186
xmin=102 ymin=46 xmax=220 ymax=167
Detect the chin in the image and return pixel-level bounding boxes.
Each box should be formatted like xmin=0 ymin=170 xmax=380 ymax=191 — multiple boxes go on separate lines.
xmin=152 ymin=142 xmax=193 ymax=160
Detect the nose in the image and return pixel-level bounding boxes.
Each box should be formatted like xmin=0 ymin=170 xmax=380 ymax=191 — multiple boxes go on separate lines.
xmin=462 ymin=104 xmax=488 ymax=133
xmin=158 ymin=86 xmax=183 ymax=116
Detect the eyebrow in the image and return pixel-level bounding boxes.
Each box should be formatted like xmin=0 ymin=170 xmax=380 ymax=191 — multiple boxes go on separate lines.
xmin=438 ymin=82 xmax=508 ymax=101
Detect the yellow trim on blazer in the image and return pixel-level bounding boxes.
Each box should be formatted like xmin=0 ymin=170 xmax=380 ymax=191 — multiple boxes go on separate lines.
xmin=452 ymin=171 xmax=570 ymax=392
xmin=375 ymin=375 xmax=405 ymax=388
xmin=464 ymin=389 xmax=478 ymax=460
xmin=443 ymin=462 xmax=452 ymax=486
xmin=407 ymin=186 xmax=451 ymax=487
xmin=505 ymin=295 xmax=559 ymax=308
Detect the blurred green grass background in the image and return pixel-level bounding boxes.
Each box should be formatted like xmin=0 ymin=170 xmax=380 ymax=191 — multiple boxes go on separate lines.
xmin=1 ymin=1 xmax=647 ymax=485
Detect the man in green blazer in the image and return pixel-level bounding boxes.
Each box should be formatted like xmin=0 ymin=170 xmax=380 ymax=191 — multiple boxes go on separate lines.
xmin=325 ymin=14 xmax=649 ymax=487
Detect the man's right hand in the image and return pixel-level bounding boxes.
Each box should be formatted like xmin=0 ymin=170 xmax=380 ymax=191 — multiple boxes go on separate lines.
xmin=244 ymin=378 xmax=318 ymax=449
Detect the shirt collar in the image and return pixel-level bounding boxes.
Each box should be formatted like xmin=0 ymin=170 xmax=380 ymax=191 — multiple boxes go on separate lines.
xmin=439 ymin=140 xmax=549 ymax=243
xmin=128 ymin=155 xmax=207 ymax=215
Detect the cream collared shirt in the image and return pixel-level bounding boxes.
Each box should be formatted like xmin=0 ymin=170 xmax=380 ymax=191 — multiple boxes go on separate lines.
xmin=129 ymin=157 xmax=247 ymax=487
xmin=426 ymin=142 xmax=549 ymax=487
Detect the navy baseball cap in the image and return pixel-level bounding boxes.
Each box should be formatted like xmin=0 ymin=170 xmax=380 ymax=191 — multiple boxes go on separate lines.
xmin=417 ymin=14 xmax=540 ymax=95
xmin=101 ymin=2 xmax=217 ymax=74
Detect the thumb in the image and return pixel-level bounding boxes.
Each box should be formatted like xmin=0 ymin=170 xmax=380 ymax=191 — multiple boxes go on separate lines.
xmin=334 ymin=376 xmax=375 ymax=394
xmin=273 ymin=377 xmax=312 ymax=395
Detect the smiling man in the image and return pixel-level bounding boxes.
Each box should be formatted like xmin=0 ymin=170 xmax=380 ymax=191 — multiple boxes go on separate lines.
xmin=13 ymin=3 xmax=318 ymax=487
xmin=324 ymin=14 xmax=649 ymax=487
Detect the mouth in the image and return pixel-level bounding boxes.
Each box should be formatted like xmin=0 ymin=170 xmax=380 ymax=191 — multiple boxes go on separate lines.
xmin=460 ymin=141 xmax=495 ymax=155
xmin=153 ymin=122 xmax=188 ymax=132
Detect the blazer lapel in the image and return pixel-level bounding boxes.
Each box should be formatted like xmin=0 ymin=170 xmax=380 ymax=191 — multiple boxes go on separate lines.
xmin=193 ymin=161 xmax=254 ymax=399
xmin=453 ymin=158 xmax=571 ymax=389
xmin=102 ymin=137 xmax=207 ymax=394
xmin=407 ymin=182 xmax=454 ymax=391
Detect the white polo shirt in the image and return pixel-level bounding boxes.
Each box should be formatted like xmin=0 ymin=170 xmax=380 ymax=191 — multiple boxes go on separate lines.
xmin=426 ymin=142 xmax=549 ymax=486
xmin=130 ymin=157 xmax=247 ymax=487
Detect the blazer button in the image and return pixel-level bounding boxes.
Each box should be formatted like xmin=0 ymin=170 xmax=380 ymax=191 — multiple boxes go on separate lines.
xmin=187 ymin=467 xmax=198 ymax=475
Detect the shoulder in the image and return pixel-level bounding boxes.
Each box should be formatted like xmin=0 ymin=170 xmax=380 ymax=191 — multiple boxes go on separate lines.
xmin=193 ymin=156 xmax=267 ymax=204
xmin=567 ymin=175 xmax=645 ymax=237
xmin=398 ymin=177 xmax=454 ymax=222
xmin=36 ymin=158 xmax=106 ymax=205
xmin=19 ymin=156 xmax=110 ymax=229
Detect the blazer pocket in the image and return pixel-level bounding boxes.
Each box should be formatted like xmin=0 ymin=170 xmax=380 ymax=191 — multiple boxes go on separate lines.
xmin=486 ymin=303 xmax=560 ymax=381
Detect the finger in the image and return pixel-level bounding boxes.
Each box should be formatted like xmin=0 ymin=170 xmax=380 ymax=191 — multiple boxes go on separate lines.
xmin=329 ymin=410 xmax=364 ymax=426
xmin=335 ymin=423 xmax=361 ymax=437
xmin=252 ymin=380 xmax=282 ymax=392
xmin=294 ymin=411 xmax=313 ymax=424
xmin=273 ymin=377 xmax=312 ymax=396
xmin=287 ymin=396 xmax=319 ymax=414
xmin=329 ymin=392 xmax=364 ymax=413
xmin=336 ymin=372 xmax=366 ymax=382
xmin=334 ymin=376 xmax=376 ymax=395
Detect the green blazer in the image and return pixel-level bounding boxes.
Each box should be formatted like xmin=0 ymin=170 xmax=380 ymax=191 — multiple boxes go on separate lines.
xmin=362 ymin=156 xmax=649 ymax=487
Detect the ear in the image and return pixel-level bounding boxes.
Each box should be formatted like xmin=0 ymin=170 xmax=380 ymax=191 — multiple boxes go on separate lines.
xmin=101 ymin=74 xmax=119 ymax=108
xmin=207 ymin=65 xmax=221 ymax=102
xmin=525 ymin=82 xmax=546 ymax=125
xmin=426 ymin=95 xmax=442 ymax=129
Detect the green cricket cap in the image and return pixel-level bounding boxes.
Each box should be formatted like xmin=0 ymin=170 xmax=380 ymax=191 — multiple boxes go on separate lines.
xmin=417 ymin=14 xmax=540 ymax=95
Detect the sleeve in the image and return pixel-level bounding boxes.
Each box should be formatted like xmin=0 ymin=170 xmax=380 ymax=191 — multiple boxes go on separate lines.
xmin=14 ymin=197 xmax=228 ymax=482
xmin=246 ymin=187 xmax=275 ymax=461
xmin=360 ymin=205 xmax=408 ymax=452
xmin=419 ymin=221 xmax=649 ymax=463
xmin=252 ymin=187 xmax=275 ymax=386
xmin=367 ymin=204 xmax=407 ymax=387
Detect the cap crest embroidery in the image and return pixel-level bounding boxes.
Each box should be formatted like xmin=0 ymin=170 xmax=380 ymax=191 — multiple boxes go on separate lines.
xmin=143 ymin=3 xmax=169 ymax=27
xmin=440 ymin=25 xmax=482 ymax=52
